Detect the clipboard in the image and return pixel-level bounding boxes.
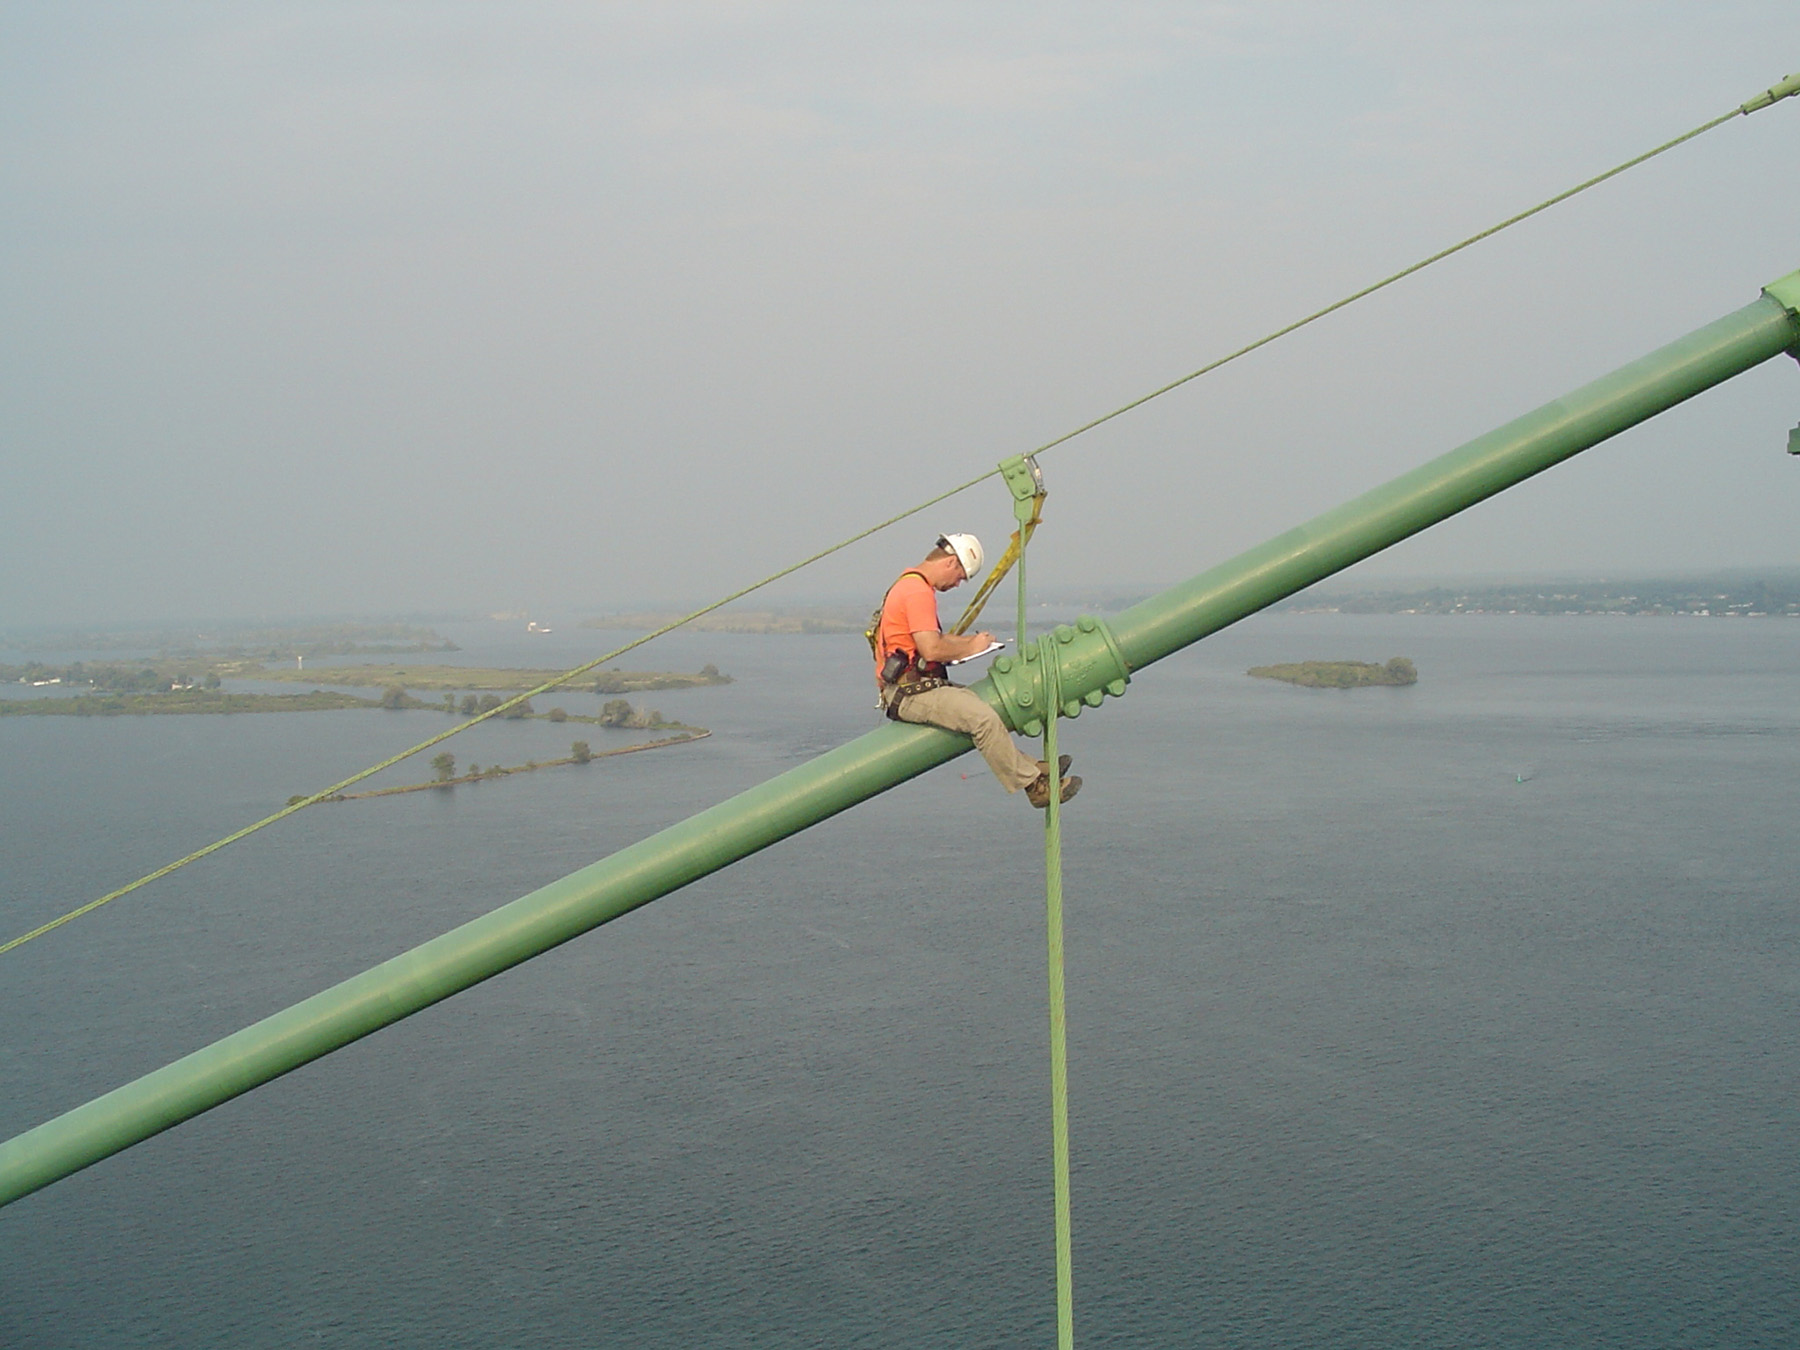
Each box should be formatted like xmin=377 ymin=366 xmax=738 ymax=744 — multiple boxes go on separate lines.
xmin=947 ymin=640 xmax=1006 ymax=666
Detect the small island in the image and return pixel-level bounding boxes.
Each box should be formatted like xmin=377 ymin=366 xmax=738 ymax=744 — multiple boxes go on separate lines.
xmin=307 ymin=729 xmax=712 ymax=806
xmin=1248 ymin=657 xmax=1418 ymax=689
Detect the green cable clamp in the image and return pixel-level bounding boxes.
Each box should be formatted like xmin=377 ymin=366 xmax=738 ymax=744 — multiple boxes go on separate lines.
xmin=999 ymin=453 xmax=1045 ymax=523
xmin=1741 ymin=71 xmax=1800 ymax=115
xmin=1764 ymin=267 xmax=1800 ymax=319
xmin=1759 ymin=269 xmax=1800 ymax=452
xmin=987 ymin=615 xmax=1131 ymax=738
xmin=1767 ymin=272 xmax=1800 ymax=389
xmin=988 ymin=453 xmax=1131 ymax=729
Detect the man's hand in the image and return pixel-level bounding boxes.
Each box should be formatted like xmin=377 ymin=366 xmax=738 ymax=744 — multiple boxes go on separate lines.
xmin=915 ymin=629 xmax=996 ymax=664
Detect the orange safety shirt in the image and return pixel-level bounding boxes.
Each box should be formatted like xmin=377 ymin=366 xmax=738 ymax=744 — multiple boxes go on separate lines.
xmin=875 ymin=570 xmax=940 ymax=685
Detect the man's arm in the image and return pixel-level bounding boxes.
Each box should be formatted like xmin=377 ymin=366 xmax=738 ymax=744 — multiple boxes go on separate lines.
xmin=914 ymin=629 xmax=996 ymax=664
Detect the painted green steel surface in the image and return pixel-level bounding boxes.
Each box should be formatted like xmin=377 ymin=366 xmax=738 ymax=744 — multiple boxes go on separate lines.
xmin=1037 ymin=635 xmax=1076 ymax=1350
xmin=3 ymin=278 xmax=1797 ymax=1210
xmin=1765 ymin=266 xmax=1800 ymax=313
xmin=1741 ymin=70 xmax=1800 ymax=114
xmin=1107 ymin=288 xmax=1800 ymax=672
xmin=0 ymin=719 xmax=977 ymax=1207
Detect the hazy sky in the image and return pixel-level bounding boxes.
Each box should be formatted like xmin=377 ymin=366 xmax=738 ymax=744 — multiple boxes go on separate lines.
xmin=5 ymin=3 xmax=1799 ymax=628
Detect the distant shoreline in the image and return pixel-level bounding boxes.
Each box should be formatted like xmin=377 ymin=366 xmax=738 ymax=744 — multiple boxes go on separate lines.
xmin=0 ymin=689 xmax=382 ymax=717
xmin=1 ymin=660 xmax=731 ymax=715
xmin=1277 ymin=577 xmax=1800 ymax=618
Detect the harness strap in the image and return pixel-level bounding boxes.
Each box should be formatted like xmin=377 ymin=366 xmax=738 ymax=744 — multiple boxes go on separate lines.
xmin=872 ymin=569 xmax=948 ymax=698
xmin=949 ymin=491 xmax=1045 ymax=636
xmin=867 ymin=570 xmax=930 ymax=659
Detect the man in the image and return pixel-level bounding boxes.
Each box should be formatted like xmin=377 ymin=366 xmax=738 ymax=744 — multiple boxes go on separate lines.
xmin=875 ymin=533 xmax=1081 ymax=808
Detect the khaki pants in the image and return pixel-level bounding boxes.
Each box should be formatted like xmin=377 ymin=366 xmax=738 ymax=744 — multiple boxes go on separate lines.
xmin=886 ymin=684 xmax=1042 ymax=793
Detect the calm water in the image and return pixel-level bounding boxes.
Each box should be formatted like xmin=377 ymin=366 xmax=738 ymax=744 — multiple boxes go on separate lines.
xmin=2 ymin=614 xmax=1796 ymax=1347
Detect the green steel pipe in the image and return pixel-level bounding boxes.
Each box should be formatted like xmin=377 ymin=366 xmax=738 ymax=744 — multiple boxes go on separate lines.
xmin=0 ymin=721 xmax=977 ymax=1207
xmin=1108 ymin=279 xmax=1800 ymax=672
xmin=3 ymin=272 xmax=1797 ymax=1209
xmin=977 ymin=276 xmax=1800 ymax=732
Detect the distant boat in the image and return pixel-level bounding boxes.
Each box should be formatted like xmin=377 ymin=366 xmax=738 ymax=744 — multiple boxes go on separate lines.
xmin=526 ymin=621 xmax=553 ymax=634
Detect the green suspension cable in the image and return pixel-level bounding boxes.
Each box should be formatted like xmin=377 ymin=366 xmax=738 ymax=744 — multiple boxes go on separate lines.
xmin=1007 ymin=457 xmax=1073 ymax=1346
xmin=1039 ymin=630 xmax=1075 ymax=1350
xmin=1021 ymin=80 xmax=1795 ymax=466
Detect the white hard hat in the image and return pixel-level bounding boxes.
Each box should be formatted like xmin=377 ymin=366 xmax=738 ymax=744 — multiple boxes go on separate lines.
xmin=937 ymin=532 xmax=984 ymax=579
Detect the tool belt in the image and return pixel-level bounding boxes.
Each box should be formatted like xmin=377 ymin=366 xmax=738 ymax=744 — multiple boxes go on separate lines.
xmin=882 ymin=662 xmax=949 ymax=720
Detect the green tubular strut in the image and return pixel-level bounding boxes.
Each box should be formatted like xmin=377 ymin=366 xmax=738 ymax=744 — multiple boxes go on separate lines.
xmin=3 ymin=272 xmax=1798 ymax=1210
xmin=1106 ymin=275 xmax=1800 ymax=673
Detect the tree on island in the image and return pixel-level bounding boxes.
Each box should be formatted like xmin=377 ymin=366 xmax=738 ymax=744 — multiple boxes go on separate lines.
xmin=571 ymin=740 xmax=591 ymax=763
xmin=460 ymin=694 xmax=479 ymax=716
xmin=548 ymin=707 xmax=567 ymax=723
xmin=380 ymin=685 xmax=407 ymax=709
xmin=431 ymin=752 xmax=456 ymax=782
xmin=1247 ymin=656 xmax=1419 ymax=689
xmin=597 ymin=698 xmax=668 ymax=728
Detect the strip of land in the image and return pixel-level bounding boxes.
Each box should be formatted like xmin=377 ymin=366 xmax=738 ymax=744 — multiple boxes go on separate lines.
xmin=0 ymin=620 xmax=460 ymax=656
xmin=2 ymin=686 xmax=706 ymax=737
xmin=0 ymin=690 xmax=381 ymax=716
xmin=223 ymin=663 xmax=732 ymax=692
xmin=3 ymin=659 xmax=731 ymax=706
xmin=582 ymin=610 xmax=861 ymax=634
xmin=1248 ymin=658 xmax=1418 ymax=688
xmin=318 ymin=731 xmax=711 ymax=803
xmin=1280 ymin=575 xmax=1800 ymax=617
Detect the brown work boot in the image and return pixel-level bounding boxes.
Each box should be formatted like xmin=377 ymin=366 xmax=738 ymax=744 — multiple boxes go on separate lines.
xmin=1035 ymin=754 xmax=1073 ymax=778
xmin=1026 ymin=772 xmax=1082 ymax=809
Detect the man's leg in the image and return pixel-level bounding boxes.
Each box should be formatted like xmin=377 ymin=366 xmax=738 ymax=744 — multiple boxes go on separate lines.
xmin=894 ymin=685 xmax=1042 ymax=793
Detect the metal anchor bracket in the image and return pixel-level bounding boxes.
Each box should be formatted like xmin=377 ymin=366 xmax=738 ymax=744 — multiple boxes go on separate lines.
xmin=984 ymin=615 xmax=1131 ymax=738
